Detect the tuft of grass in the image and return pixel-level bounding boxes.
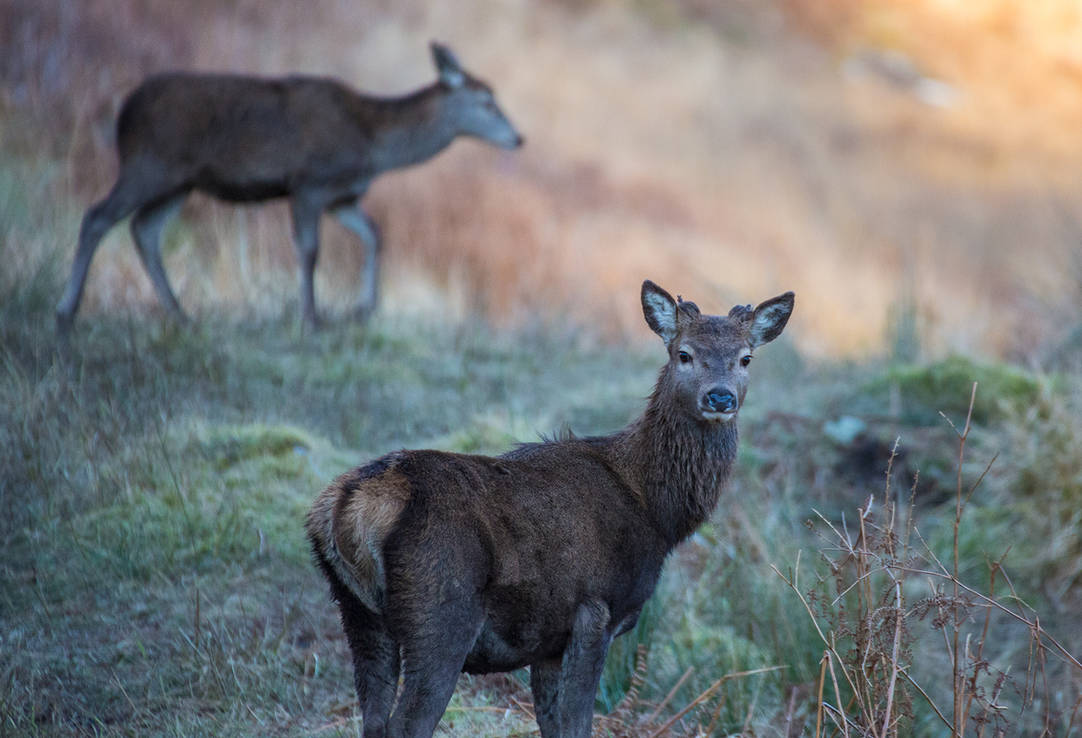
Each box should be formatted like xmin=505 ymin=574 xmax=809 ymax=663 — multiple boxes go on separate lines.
xmin=859 ymin=355 xmax=1045 ymax=425
xmin=194 ymin=424 xmax=316 ymax=472
xmin=774 ymin=386 xmax=1082 ymax=737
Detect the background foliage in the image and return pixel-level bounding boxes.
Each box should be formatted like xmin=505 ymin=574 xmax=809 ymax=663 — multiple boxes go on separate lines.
xmin=3 ymin=1 xmax=1081 ymax=735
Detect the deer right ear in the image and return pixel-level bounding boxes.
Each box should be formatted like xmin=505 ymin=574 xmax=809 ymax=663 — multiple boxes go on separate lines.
xmin=642 ymin=280 xmax=678 ymax=345
xmin=431 ymin=41 xmax=465 ymax=88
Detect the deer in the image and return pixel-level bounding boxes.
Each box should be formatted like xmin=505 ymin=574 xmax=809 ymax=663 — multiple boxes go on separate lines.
xmin=305 ymin=280 xmax=795 ymax=738
xmin=55 ymin=42 xmax=523 ymax=333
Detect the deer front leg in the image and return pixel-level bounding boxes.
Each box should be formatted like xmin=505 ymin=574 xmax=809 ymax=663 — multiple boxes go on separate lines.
xmin=529 ymin=658 xmax=561 ymax=738
xmin=290 ymin=195 xmax=323 ymax=329
xmin=330 ymin=204 xmax=382 ymax=322
xmin=557 ymin=599 xmax=612 ymax=738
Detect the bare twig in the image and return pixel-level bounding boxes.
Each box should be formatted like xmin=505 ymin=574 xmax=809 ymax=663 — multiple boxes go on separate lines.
xmin=896 ymin=566 xmax=1082 ymax=671
xmin=646 ymin=666 xmax=783 ymax=738
xmin=881 ymin=578 xmax=904 ymax=738
xmin=825 ymin=650 xmax=852 ymax=738
xmin=1066 ymin=691 xmax=1082 ymax=737
xmin=948 ymin=382 xmax=978 ymax=736
xmin=644 ymin=666 xmax=694 ymax=726
xmin=897 ymin=666 xmax=954 ymax=732
xmin=815 ymin=651 xmax=827 ymax=738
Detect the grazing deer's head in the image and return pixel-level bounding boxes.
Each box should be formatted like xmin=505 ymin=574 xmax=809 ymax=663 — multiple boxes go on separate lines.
xmin=642 ymin=280 xmax=794 ymax=424
xmin=431 ymin=41 xmax=524 ymax=150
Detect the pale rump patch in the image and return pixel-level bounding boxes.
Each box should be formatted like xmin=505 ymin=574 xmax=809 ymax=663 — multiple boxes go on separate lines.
xmin=306 ymin=465 xmax=411 ymax=613
xmin=335 ymin=470 xmax=411 ymax=588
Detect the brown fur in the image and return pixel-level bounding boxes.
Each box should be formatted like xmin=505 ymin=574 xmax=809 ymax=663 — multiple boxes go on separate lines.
xmin=308 ymin=456 xmax=412 ymax=612
xmin=306 ymin=280 xmax=795 ymax=738
xmin=55 ymin=42 xmax=523 ymax=333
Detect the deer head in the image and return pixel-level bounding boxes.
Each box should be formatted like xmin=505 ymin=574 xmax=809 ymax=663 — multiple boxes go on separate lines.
xmin=430 ymin=41 xmax=524 ymax=150
xmin=642 ymin=280 xmax=794 ymax=424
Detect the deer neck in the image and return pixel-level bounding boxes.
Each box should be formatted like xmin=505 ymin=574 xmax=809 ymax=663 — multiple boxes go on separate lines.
xmin=361 ymin=86 xmax=460 ymax=173
xmin=617 ymin=380 xmax=738 ymax=548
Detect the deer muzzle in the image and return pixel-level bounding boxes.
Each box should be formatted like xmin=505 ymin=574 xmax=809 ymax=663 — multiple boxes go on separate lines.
xmin=701 ymin=388 xmax=738 ymax=421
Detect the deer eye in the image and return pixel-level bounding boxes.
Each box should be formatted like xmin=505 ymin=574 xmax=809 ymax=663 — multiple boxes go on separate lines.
xmin=740 ymin=354 xmax=753 ymax=367
xmin=677 ymin=350 xmax=692 ymax=364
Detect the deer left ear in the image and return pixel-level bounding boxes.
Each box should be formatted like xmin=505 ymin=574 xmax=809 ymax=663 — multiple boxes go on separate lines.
xmin=749 ymin=292 xmax=795 ymax=348
xmin=431 ymin=41 xmax=465 ymax=88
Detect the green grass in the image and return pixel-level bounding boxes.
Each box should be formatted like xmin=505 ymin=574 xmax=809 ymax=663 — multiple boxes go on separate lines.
xmin=4 ymin=296 xmax=1082 ymax=736
xmin=0 ymin=192 xmax=665 ymax=734
xmin=2 ymin=159 xmax=1081 ymax=736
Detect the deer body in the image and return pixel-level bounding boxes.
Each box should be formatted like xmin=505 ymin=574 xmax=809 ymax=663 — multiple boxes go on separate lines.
xmin=307 ymin=281 xmax=794 ymax=738
xmin=56 ymin=43 xmax=522 ymax=332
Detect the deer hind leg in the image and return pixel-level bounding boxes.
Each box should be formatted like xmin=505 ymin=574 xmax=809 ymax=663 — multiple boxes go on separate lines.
xmin=387 ymin=590 xmax=485 ymax=738
xmin=131 ymin=193 xmax=188 ymax=322
xmin=341 ymin=600 xmax=400 ymax=738
xmin=56 ymin=174 xmax=151 ymax=333
xmin=290 ymin=195 xmax=323 ymax=328
xmin=390 ymin=627 xmax=482 ymax=737
xmin=330 ymin=202 xmax=381 ymax=322
xmin=313 ymin=543 xmax=400 ymax=738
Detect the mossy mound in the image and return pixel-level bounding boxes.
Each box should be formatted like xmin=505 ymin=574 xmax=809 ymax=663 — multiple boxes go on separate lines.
xmin=883 ymin=355 xmax=1042 ymax=425
xmin=196 ymin=424 xmax=314 ymax=472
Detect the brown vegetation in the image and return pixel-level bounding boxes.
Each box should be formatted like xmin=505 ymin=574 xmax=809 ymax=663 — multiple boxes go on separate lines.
xmin=4 ymin=0 xmax=1080 ymax=357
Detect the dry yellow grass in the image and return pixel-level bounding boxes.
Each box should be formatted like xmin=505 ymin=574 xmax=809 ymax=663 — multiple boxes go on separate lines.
xmin=5 ymin=0 xmax=1080 ymax=357
xmin=797 ymin=0 xmax=1082 ymax=170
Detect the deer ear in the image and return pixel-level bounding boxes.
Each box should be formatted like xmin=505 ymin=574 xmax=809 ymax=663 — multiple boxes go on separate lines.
xmin=431 ymin=41 xmax=465 ymax=88
xmin=642 ymin=280 xmax=678 ymax=345
xmin=749 ymin=291 xmax=795 ymax=347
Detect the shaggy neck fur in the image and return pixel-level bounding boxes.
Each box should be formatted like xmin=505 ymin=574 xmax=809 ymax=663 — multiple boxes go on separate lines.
xmin=614 ymin=368 xmax=738 ymax=548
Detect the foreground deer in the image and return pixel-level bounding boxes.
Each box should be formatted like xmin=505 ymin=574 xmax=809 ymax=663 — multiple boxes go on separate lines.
xmin=306 ymin=280 xmax=794 ymax=737
xmin=56 ymin=42 xmax=523 ymax=333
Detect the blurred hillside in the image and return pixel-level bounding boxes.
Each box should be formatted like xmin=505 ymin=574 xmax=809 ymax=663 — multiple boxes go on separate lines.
xmin=3 ymin=0 xmax=1082 ymax=358
xmin=4 ymin=4 xmax=1082 ymax=734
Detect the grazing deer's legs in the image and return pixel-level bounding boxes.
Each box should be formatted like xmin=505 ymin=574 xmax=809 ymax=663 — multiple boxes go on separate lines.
xmin=131 ymin=193 xmax=188 ymax=321
xmin=56 ymin=176 xmax=149 ymax=332
xmin=330 ymin=203 xmax=381 ymax=322
xmin=529 ymin=658 xmax=562 ymax=738
xmin=559 ymin=600 xmax=612 ymax=737
xmin=290 ymin=196 xmax=323 ymax=328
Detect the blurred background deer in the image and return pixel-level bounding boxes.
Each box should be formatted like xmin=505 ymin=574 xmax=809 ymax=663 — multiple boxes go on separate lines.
xmin=55 ymin=42 xmax=523 ymax=332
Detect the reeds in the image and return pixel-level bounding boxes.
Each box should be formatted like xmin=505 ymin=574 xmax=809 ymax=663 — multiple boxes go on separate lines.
xmin=775 ymin=383 xmax=1082 ymax=737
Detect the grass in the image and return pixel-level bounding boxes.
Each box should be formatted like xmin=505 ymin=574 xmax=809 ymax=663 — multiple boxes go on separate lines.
xmin=0 ymin=190 xmax=665 ymax=734
xmin=4 ymin=1 xmax=1082 ymax=735
xmin=774 ymin=387 xmax=1082 ymax=737
xmin=3 ymin=179 xmax=1082 ymax=736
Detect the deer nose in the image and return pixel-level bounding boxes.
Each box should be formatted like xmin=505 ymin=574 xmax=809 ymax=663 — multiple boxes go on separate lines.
xmin=703 ymin=389 xmax=737 ymax=414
